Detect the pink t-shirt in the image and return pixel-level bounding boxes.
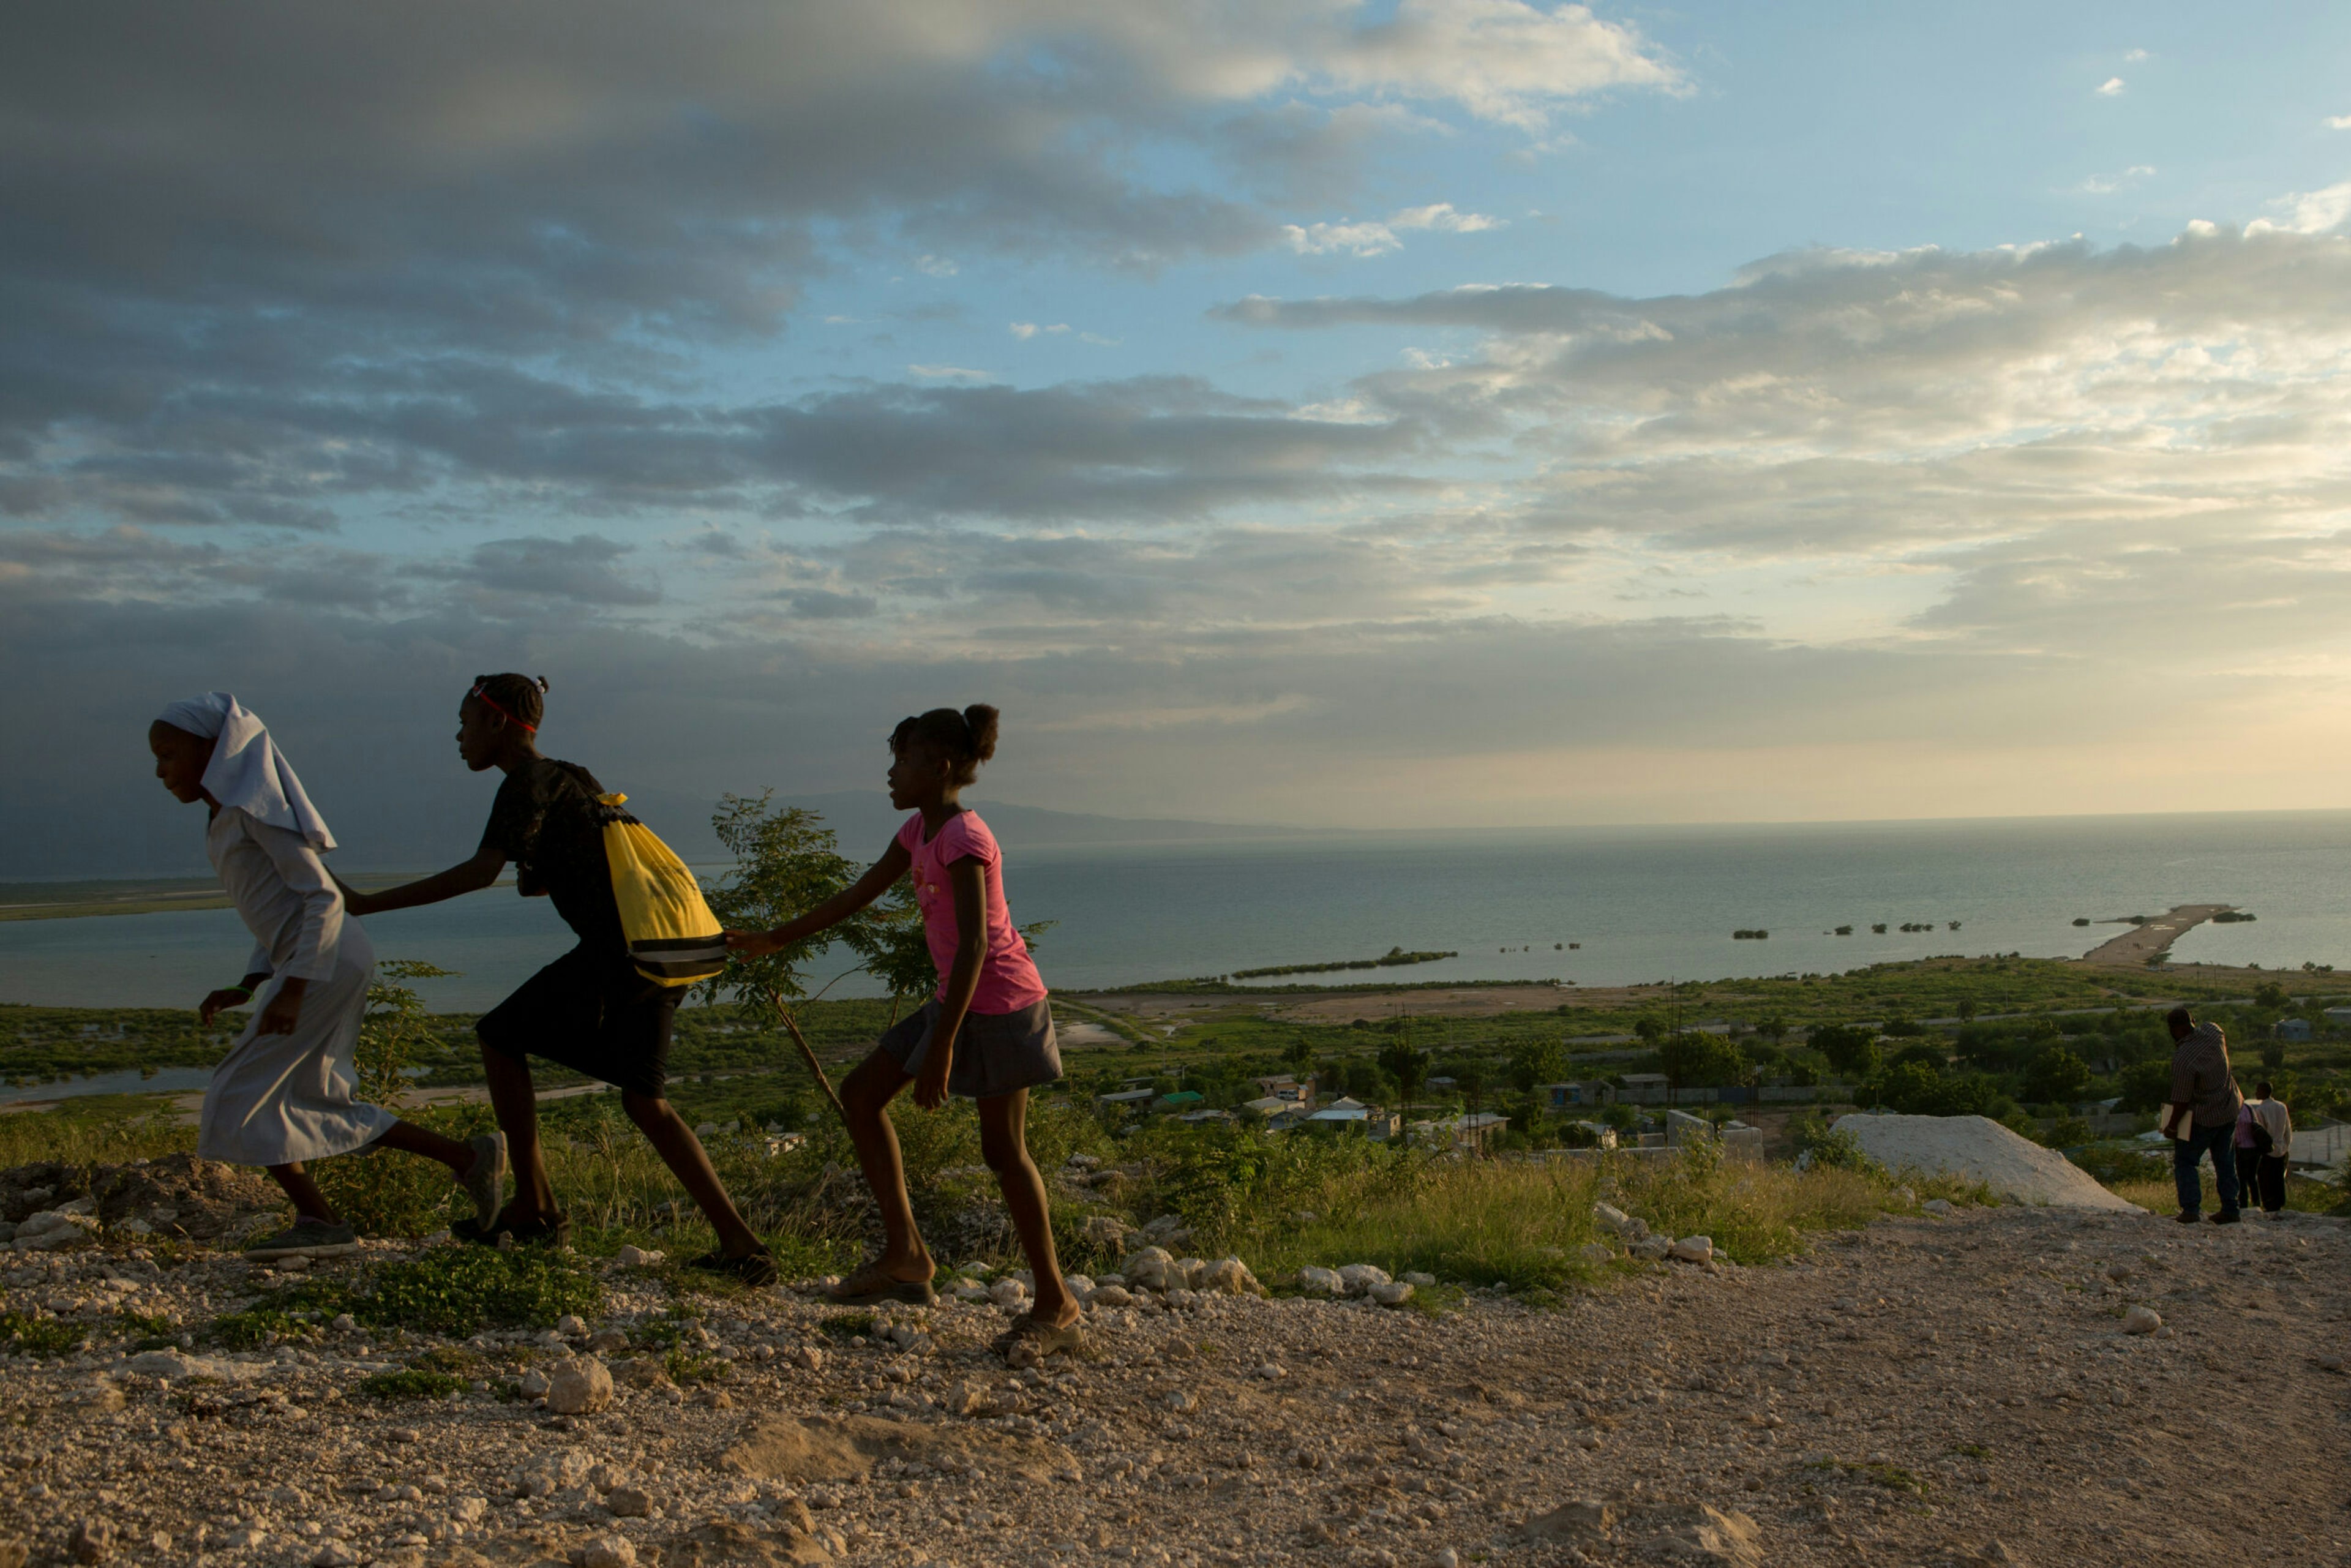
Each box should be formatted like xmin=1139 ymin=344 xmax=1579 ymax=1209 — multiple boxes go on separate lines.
xmin=896 ymin=810 xmax=1048 ymax=1013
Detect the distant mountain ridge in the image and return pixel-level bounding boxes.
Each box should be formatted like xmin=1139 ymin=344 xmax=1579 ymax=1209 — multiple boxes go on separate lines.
xmin=609 ymin=789 xmax=1308 ymax=865
xmin=15 ymin=789 xmax=1307 ymax=881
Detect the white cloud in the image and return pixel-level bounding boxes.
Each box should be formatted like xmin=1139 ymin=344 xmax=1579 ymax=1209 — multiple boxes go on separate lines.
xmin=2328 ymin=113 xmax=2351 ymax=130
xmin=1284 ymin=218 xmax=1409 ymax=256
xmin=1310 ymin=0 xmax=1681 ymax=132
xmin=2123 ymin=48 xmax=2149 ymax=62
xmin=1392 ymin=202 xmax=1502 ymax=234
xmin=2248 ymin=180 xmax=2351 ymax=234
xmin=913 ymin=255 xmax=959 ymax=278
xmin=906 ymin=363 xmax=994 ymax=380
xmin=1283 ymin=201 xmax=1504 ymax=256
xmin=1010 ymin=322 xmax=1073 ymax=339
xmin=2076 ymin=165 xmax=2155 ymax=194
xmin=2095 ymin=77 xmax=2126 ymax=96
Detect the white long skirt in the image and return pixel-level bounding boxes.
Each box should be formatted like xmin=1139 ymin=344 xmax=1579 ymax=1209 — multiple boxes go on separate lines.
xmin=197 ymin=921 xmax=399 ymax=1166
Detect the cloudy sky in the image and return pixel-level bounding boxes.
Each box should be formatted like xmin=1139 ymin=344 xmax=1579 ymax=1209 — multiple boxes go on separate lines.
xmin=10 ymin=1 xmax=2351 ymax=875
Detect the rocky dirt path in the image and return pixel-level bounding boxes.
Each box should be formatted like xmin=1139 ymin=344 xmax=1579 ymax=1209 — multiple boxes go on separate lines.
xmin=2 ymin=1204 xmax=2346 ymax=1568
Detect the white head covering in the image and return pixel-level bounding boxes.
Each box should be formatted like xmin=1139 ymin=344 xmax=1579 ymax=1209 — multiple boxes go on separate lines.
xmin=154 ymin=692 xmax=337 ymax=852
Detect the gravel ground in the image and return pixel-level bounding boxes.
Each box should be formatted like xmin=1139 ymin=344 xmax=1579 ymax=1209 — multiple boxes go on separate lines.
xmin=2 ymin=1202 xmax=2346 ymax=1568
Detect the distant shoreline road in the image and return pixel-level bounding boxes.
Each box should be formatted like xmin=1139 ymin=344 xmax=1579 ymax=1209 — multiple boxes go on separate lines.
xmin=2077 ymin=904 xmax=2229 ymax=968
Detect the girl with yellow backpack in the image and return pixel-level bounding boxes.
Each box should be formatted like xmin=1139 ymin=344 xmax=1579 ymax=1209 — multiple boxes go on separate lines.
xmin=336 ymin=673 xmax=776 ymax=1285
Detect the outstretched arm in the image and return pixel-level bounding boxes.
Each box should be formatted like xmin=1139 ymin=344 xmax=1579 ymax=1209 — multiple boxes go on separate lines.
xmin=726 ymin=839 xmax=912 ymax=958
xmin=334 ymin=844 xmax=507 ymax=918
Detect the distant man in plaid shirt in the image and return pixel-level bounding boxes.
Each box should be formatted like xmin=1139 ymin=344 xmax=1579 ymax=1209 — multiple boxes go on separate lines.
xmin=2161 ymin=1007 xmax=2243 ymax=1225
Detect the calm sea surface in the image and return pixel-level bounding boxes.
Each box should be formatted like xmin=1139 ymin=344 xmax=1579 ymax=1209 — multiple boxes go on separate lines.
xmin=2 ymin=812 xmax=2347 ymax=1013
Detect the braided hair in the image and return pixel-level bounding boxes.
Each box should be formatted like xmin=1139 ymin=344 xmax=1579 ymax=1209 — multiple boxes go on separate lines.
xmin=467 ymin=673 xmax=550 ymax=733
xmin=890 ymin=705 xmax=999 ymax=787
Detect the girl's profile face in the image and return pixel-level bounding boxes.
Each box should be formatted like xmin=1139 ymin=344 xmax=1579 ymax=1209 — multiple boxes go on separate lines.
xmin=887 ymin=740 xmax=950 ymax=809
xmin=454 ymin=697 xmax=509 ymax=772
xmin=149 ymin=722 xmax=212 ymax=803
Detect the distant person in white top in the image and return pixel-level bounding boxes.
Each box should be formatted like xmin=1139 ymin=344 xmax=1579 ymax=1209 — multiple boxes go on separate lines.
xmin=149 ymin=693 xmax=506 ymax=1259
xmin=2237 ymin=1080 xmax=2293 ymax=1215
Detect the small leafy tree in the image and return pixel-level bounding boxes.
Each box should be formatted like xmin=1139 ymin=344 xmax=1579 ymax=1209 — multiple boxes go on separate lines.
xmin=699 ymin=792 xmax=909 ymax=1116
xmin=1507 ymin=1035 xmax=1566 ymax=1094
xmin=1810 ymin=1024 xmax=1880 ymax=1079
xmin=1658 ymin=1032 xmax=1744 ymax=1099
xmin=2022 ymin=1045 xmax=2093 ymax=1105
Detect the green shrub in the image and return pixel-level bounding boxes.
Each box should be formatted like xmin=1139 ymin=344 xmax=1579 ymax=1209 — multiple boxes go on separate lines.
xmin=205 ymin=1280 xmax=356 ymax=1348
xmin=0 ymin=1310 xmax=87 ymax=1357
xmin=358 ymin=1368 xmax=465 ymax=1400
xmin=1788 ymin=1113 xmax=1872 ymax=1173
xmin=356 ymin=1247 xmax=599 ymax=1338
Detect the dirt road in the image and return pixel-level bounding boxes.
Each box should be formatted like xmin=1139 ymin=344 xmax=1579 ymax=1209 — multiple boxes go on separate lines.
xmin=2080 ymin=906 xmax=2232 ymax=969
xmin=6 ymin=1200 xmax=2347 ymax=1567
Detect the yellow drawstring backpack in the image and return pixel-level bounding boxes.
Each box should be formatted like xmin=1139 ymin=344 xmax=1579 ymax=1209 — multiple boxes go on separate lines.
xmin=593 ymin=793 xmax=727 ymax=986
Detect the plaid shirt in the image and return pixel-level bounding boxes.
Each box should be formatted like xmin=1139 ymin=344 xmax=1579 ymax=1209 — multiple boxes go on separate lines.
xmin=2170 ymin=1022 xmax=2241 ymax=1128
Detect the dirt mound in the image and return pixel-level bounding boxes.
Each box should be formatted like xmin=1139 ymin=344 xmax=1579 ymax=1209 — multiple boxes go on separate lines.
xmin=0 ymin=1153 xmax=280 ymax=1240
xmin=723 ymin=1412 xmax=1077 ymax=1485
xmin=1831 ymin=1112 xmax=2138 ymax=1210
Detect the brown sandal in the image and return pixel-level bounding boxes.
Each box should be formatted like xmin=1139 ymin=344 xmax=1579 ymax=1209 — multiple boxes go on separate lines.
xmin=828 ymin=1261 xmax=937 ymax=1306
xmin=991 ymin=1311 xmax=1085 ymax=1364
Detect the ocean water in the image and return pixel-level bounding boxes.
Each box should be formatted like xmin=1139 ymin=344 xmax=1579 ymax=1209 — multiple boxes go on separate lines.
xmin=2 ymin=811 xmax=2347 ymax=1015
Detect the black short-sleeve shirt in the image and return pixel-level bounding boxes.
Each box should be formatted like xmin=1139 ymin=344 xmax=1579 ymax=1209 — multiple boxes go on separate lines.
xmin=481 ymin=759 xmax=623 ymax=953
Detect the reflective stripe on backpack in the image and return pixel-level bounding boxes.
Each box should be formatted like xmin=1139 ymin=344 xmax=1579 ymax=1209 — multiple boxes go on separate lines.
xmin=593 ymin=793 xmax=727 ymax=988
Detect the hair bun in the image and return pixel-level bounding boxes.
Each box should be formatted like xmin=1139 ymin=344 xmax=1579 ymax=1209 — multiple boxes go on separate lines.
xmin=963 ymin=704 xmax=1000 ymax=763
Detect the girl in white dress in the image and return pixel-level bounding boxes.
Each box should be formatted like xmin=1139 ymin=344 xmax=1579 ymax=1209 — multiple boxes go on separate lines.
xmin=149 ymin=693 xmax=507 ymax=1259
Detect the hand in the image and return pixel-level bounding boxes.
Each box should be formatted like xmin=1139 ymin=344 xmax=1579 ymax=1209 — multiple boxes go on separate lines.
xmin=911 ymin=1053 xmax=953 ymax=1111
xmin=2162 ymin=1114 xmax=2181 ymax=1139
xmin=724 ymin=928 xmax=781 ymax=959
xmin=198 ymin=989 xmax=252 ymax=1026
xmin=256 ymin=984 xmax=304 ymax=1037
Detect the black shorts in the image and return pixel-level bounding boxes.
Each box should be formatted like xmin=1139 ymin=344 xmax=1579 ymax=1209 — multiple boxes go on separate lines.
xmin=477 ymin=944 xmax=679 ymax=1098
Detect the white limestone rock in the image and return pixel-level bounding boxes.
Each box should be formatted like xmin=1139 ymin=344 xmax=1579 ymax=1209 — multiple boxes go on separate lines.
xmin=544 ymin=1358 xmax=613 ymax=1416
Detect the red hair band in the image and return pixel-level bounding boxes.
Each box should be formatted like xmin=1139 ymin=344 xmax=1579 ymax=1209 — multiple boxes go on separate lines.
xmin=468 ymin=681 xmax=537 ymax=733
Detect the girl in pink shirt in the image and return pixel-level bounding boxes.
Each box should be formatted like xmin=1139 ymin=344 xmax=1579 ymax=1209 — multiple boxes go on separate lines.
xmin=727 ymin=705 xmax=1078 ymax=1360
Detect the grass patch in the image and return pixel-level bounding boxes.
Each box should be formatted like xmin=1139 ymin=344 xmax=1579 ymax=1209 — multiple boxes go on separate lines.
xmin=205 ymin=1280 xmax=354 ymax=1348
xmin=361 ymin=1247 xmax=601 ymax=1338
xmin=0 ymin=1310 xmax=86 ymax=1357
xmin=664 ymin=1348 xmax=730 ymax=1385
xmin=817 ymin=1311 xmax=875 ymax=1340
xmin=203 ymin=1248 xmax=597 ymax=1346
xmin=1810 ymin=1458 xmax=1927 ymax=1494
xmin=1187 ymin=1132 xmax=1904 ymax=1291
xmin=357 ymin=1368 xmax=466 ymax=1400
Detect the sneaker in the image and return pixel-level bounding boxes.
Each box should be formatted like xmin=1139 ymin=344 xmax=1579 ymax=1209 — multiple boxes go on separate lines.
xmin=2209 ymin=1210 xmax=2242 ymax=1225
xmin=2174 ymin=1210 xmax=2201 ymax=1225
xmin=244 ymin=1220 xmax=359 ymax=1261
xmin=686 ymin=1246 xmax=779 ymax=1288
xmin=461 ymin=1131 xmax=509 ymax=1228
xmin=453 ymin=1208 xmax=572 ymax=1248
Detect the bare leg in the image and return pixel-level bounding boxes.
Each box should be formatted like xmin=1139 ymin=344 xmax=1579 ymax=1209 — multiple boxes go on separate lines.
xmin=264 ymin=1162 xmax=339 ymax=1226
xmin=372 ymin=1119 xmax=476 ymax=1173
xmin=481 ymin=1045 xmax=558 ymax=1218
xmin=839 ymin=1049 xmax=932 ymax=1282
xmin=978 ymin=1090 xmax=1077 ymax=1329
xmin=621 ymin=1091 xmax=763 ymax=1257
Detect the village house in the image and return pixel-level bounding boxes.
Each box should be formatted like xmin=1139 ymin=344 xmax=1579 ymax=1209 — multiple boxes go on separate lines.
xmin=1616 ymin=1073 xmax=1670 ymax=1105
